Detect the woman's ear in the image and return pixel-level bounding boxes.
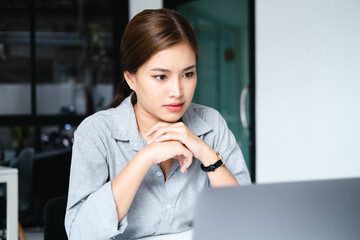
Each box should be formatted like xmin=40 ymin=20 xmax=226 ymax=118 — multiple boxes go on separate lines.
xmin=124 ymin=71 xmax=135 ymax=90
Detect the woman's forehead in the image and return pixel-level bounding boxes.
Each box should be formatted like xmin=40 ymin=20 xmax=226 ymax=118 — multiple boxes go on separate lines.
xmin=141 ymin=43 xmax=196 ymax=71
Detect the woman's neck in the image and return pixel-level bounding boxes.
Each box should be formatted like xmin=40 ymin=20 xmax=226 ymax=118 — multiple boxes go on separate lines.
xmin=133 ymin=103 xmax=158 ymax=138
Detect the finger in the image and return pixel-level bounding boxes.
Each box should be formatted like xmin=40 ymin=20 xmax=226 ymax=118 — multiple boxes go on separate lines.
xmin=178 ymin=158 xmax=186 ymax=173
xmin=182 ymin=159 xmax=192 ymax=173
xmin=182 ymin=151 xmax=193 ymax=173
xmin=176 ymin=155 xmax=185 ymax=173
xmin=147 ymin=128 xmax=167 ymax=143
xmin=183 ymin=156 xmax=192 ymax=173
xmin=175 ymin=145 xmax=193 ymax=173
xmin=153 ymin=140 xmax=193 ymax=172
xmin=177 ymin=156 xmax=187 ymax=173
xmin=183 ymin=154 xmax=192 ymax=169
xmin=148 ymin=126 xmax=184 ymax=144
xmin=145 ymin=122 xmax=171 ymax=137
xmin=173 ymin=122 xmax=185 ymax=127
xmin=153 ymin=133 xmax=179 ymax=143
xmin=153 ymin=133 xmax=191 ymax=151
xmin=177 ymin=155 xmax=184 ymax=166
xmin=180 ymin=162 xmax=187 ymax=173
xmin=178 ymin=157 xmax=183 ymax=167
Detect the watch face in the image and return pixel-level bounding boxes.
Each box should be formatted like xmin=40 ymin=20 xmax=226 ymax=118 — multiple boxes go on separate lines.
xmin=216 ymin=152 xmax=224 ymax=165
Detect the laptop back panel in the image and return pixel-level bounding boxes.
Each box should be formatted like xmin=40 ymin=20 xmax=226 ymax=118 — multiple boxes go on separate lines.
xmin=193 ymin=178 xmax=360 ymax=240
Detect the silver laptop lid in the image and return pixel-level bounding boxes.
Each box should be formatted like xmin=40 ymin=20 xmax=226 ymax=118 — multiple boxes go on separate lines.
xmin=193 ymin=178 xmax=360 ymax=240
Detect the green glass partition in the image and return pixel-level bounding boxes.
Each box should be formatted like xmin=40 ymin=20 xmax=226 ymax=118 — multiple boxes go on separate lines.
xmin=176 ymin=0 xmax=252 ymax=173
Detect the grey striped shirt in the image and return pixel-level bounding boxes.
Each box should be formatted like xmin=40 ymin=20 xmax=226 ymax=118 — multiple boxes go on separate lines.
xmin=65 ymin=95 xmax=251 ymax=239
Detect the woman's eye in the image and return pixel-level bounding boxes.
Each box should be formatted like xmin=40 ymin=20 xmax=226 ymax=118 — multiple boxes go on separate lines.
xmin=183 ymin=72 xmax=194 ymax=78
xmin=155 ymin=75 xmax=167 ymax=80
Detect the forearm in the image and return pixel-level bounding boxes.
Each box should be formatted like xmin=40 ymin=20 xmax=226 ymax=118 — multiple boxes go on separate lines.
xmin=111 ymin=147 xmax=153 ymax=222
xmin=207 ymin=166 xmax=239 ymax=187
xmin=201 ymin=148 xmax=239 ymax=187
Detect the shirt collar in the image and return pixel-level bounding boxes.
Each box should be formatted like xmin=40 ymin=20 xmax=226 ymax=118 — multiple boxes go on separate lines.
xmin=181 ymin=104 xmax=212 ymax=137
xmin=110 ymin=94 xmax=212 ymax=150
xmin=110 ymin=94 xmax=145 ymax=151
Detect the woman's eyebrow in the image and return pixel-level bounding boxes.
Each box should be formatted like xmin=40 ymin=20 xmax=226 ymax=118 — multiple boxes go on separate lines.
xmin=150 ymin=65 xmax=196 ymax=72
xmin=183 ymin=65 xmax=196 ymax=71
xmin=150 ymin=68 xmax=170 ymax=72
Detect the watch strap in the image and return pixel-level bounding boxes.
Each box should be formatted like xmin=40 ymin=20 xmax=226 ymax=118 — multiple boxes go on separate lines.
xmin=200 ymin=152 xmax=224 ymax=172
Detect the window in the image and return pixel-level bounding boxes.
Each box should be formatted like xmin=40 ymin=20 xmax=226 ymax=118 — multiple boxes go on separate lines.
xmin=0 ymin=0 xmax=128 ymax=151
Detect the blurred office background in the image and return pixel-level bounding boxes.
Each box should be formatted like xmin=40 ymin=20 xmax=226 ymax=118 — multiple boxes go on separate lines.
xmin=1 ymin=0 xmax=360 ymax=238
xmin=0 ymin=0 xmax=255 ymax=235
xmin=0 ymin=0 xmax=129 ymax=235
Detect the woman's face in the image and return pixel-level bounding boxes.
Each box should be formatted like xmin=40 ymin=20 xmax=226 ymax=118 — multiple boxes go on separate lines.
xmin=125 ymin=43 xmax=197 ymax=125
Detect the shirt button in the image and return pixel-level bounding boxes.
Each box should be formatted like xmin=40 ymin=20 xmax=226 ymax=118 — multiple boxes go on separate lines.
xmin=166 ymin=204 xmax=171 ymax=210
xmin=156 ymin=171 xmax=162 ymax=177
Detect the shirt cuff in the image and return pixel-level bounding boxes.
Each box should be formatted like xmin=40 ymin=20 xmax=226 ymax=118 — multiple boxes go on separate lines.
xmin=97 ymin=181 xmax=128 ymax=234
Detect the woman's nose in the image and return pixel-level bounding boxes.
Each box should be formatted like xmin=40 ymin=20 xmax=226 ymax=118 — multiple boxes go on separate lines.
xmin=169 ymin=78 xmax=183 ymax=97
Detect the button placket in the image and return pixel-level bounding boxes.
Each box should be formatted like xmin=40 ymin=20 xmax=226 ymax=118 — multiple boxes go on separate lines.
xmin=151 ymin=164 xmax=165 ymax=183
xmin=156 ymin=175 xmax=179 ymax=234
xmin=163 ymin=172 xmax=179 ymax=233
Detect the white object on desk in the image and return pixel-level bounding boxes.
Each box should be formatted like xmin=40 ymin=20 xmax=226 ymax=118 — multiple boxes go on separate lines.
xmin=137 ymin=229 xmax=193 ymax=240
xmin=0 ymin=166 xmax=18 ymax=240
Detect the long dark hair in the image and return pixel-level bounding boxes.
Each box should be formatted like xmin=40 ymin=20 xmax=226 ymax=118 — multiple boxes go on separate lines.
xmin=107 ymin=8 xmax=199 ymax=108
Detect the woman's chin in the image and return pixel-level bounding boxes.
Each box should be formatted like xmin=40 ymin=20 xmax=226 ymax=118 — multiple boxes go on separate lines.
xmin=160 ymin=113 xmax=183 ymax=123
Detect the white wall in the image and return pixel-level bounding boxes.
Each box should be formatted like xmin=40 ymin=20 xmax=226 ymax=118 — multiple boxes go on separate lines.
xmin=129 ymin=0 xmax=162 ymax=20
xmin=256 ymin=0 xmax=360 ymax=183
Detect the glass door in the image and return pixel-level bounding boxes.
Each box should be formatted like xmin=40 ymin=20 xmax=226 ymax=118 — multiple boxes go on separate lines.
xmin=176 ymin=0 xmax=254 ymax=180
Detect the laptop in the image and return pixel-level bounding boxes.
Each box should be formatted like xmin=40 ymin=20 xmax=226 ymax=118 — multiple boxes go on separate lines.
xmin=193 ymin=178 xmax=360 ymax=240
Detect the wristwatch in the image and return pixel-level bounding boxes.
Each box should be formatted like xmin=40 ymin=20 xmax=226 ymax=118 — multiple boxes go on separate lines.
xmin=200 ymin=152 xmax=224 ymax=172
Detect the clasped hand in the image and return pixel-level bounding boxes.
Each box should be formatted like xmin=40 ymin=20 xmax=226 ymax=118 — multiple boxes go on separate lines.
xmin=144 ymin=122 xmax=214 ymax=173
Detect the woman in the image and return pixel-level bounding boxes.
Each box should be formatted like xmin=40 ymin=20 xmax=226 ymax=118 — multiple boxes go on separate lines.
xmin=65 ymin=8 xmax=250 ymax=239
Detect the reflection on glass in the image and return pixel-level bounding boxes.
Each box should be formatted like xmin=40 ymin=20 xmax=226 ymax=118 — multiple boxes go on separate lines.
xmin=0 ymin=4 xmax=31 ymax=115
xmin=35 ymin=1 xmax=114 ymax=115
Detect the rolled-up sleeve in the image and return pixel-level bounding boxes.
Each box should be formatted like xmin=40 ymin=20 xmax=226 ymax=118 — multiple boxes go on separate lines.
xmin=213 ymin=113 xmax=251 ymax=185
xmin=65 ymin=121 xmax=127 ymax=239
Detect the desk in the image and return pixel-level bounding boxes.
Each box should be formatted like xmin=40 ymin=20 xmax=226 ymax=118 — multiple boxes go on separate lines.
xmin=0 ymin=166 xmax=18 ymax=240
xmin=138 ymin=229 xmax=193 ymax=240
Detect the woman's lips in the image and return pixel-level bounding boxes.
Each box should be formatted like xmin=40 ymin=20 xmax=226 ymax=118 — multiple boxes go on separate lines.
xmin=164 ymin=102 xmax=184 ymax=112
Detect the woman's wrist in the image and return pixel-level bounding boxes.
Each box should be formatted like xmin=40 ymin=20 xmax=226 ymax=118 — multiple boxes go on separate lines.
xmin=198 ymin=147 xmax=218 ymax=167
xmin=136 ymin=145 xmax=157 ymax=169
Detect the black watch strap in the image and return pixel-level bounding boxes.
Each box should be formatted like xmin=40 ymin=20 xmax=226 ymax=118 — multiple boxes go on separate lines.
xmin=200 ymin=152 xmax=224 ymax=172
